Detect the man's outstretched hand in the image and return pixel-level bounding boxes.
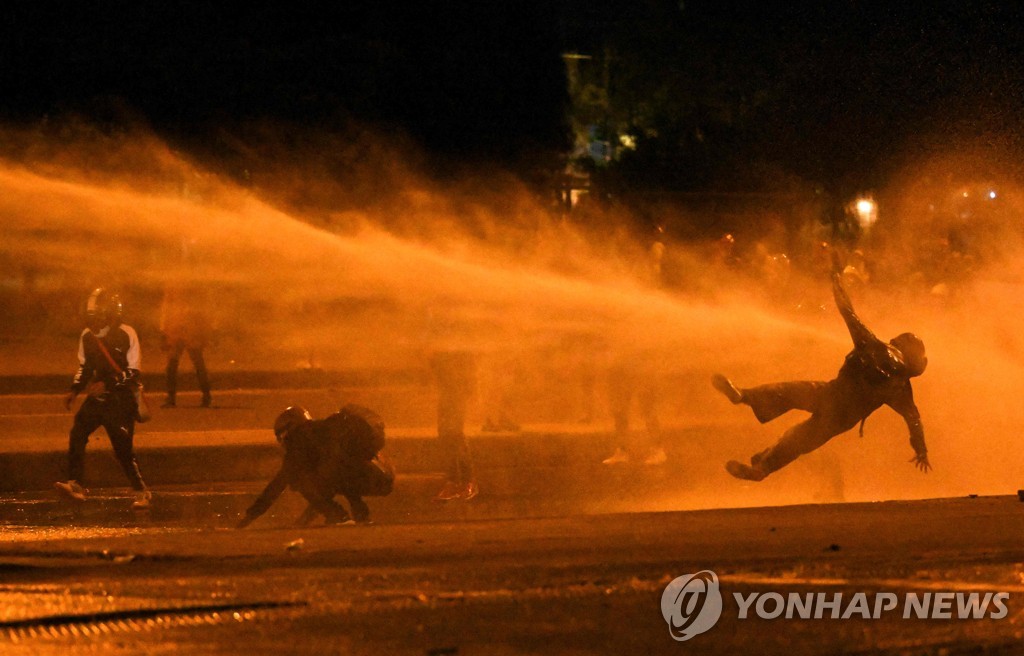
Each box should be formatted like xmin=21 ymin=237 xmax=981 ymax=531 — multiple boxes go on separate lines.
xmin=909 ymin=452 xmax=932 ymax=472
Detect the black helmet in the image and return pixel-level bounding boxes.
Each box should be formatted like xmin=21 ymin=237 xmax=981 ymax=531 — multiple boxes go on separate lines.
xmin=890 ymin=333 xmax=927 ymax=377
xmin=273 ymin=406 xmax=312 ymax=443
xmin=85 ymin=288 xmax=123 ymax=329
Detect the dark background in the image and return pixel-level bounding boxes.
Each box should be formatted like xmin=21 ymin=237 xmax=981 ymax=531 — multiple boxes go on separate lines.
xmin=2 ymin=0 xmax=1023 ymax=196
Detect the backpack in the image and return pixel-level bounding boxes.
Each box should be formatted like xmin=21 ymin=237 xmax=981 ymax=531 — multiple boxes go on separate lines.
xmin=322 ymin=404 xmax=386 ymax=461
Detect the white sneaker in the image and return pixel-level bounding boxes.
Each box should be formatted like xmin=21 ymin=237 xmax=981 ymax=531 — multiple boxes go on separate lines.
xmin=55 ymin=480 xmax=88 ymax=502
xmin=643 ymin=447 xmax=668 ymax=465
xmin=132 ymin=490 xmax=153 ymax=510
xmin=602 ymin=447 xmax=630 ymax=465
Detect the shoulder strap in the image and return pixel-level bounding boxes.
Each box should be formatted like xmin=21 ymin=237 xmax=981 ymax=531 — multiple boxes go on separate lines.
xmin=89 ymin=332 xmax=124 ymax=375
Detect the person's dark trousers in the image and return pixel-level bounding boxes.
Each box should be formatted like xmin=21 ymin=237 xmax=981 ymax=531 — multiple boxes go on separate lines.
xmin=438 ymin=389 xmax=472 ymax=484
xmin=68 ymin=393 xmax=146 ymax=490
xmin=607 ymin=366 xmax=661 ymax=454
xmin=166 ymin=343 xmax=211 ymax=404
xmin=740 ymin=381 xmax=828 ymax=424
xmin=742 ymin=380 xmax=859 ymax=475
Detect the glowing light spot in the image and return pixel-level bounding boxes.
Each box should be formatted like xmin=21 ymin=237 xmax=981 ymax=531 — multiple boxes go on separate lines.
xmin=852 ymin=196 xmax=878 ymax=229
xmin=989 ymin=190 xmax=997 ymax=199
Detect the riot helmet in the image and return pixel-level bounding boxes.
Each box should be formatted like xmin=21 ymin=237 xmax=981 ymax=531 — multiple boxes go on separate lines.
xmin=85 ymin=288 xmax=123 ymax=332
xmin=273 ymin=406 xmax=313 ymax=443
xmin=890 ymin=332 xmax=927 ymax=377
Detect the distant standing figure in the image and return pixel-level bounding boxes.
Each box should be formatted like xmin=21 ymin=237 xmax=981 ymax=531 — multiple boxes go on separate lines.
xmin=57 ymin=288 xmax=152 ymax=509
xmin=648 ymin=224 xmax=666 ymax=286
xmin=431 ymin=350 xmax=479 ymax=501
xmin=480 ymin=349 xmax=521 ymax=433
xmin=160 ymin=280 xmax=212 ymax=408
xmin=601 ymin=353 xmax=666 ymax=466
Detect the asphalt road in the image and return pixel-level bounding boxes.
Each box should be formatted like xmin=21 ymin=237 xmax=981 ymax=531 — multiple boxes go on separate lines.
xmin=0 ymin=496 xmax=1022 ymax=655
xmin=2 ymin=384 xmax=1023 ymax=654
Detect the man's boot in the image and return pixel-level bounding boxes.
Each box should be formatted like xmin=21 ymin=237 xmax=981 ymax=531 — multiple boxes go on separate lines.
xmin=712 ymin=374 xmax=744 ymax=404
xmin=725 ymin=460 xmax=767 ymax=482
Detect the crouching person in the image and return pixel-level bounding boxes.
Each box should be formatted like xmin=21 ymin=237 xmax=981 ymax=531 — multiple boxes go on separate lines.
xmin=237 ymin=404 xmax=394 ymax=528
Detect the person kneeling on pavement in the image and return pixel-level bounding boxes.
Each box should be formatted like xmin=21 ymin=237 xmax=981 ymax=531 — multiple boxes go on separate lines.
xmin=237 ymin=404 xmax=395 ymax=528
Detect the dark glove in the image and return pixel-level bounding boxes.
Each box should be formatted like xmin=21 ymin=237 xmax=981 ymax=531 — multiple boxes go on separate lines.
xmin=114 ymin=369 xmax=140 ymax=389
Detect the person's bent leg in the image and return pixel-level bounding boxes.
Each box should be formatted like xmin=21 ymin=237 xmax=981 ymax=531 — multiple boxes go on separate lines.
xmin=637 ymin=379 xmax=666 ymax=464
xmin=295 ymin=504 xmax=319 ymax=526
xmin=739 ymin=381 xmax=829 ymax=424
xmin=752 ymin=415 xmax=837 ymax=476
xmin=189 ymin=347 xmax=212 ymax=407
xmin=103 ymin=401 xmax=146 ymax=492
xmin=303 ymin=491 xmax=352 ymax=525
xmin=164 ymin=343 xmax=184 ymax=407
xmin=438 ymin=390 xmax=472 ymax=482
xmin=603 ymin=368 xmax=633 ymax=463
xmin=344 ymin=493 xmax=371 ymax=523
xmin=64 ymin=400 xmax=102 ymax=488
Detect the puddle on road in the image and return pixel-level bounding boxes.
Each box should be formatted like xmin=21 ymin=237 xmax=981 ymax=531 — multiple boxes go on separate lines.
xmin=0 ymin=590 xmax=303 ymax=645
xmin=0 ymin=525 xmax=182 ymax=543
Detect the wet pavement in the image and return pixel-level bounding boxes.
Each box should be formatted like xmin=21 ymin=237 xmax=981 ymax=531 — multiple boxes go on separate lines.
xmin=0 ymin=496 xmax=1021 ymax=654
xmin=2 ymin=385 xmax=1024 ymax=653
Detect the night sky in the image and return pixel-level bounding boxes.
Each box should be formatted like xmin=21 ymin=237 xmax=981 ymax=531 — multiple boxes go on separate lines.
xmin=2 ymin=1 xmax=1024 ymax=192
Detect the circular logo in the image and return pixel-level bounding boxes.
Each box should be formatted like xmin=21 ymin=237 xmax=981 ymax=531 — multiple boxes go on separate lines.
xmin=660 ymin=570 xmax=723 ymax=642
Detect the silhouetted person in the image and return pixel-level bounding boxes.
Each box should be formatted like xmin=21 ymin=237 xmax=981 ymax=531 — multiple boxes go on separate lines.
xmin=712 ymin=232 xmax=741 ymax=270
xmin=57 ymin=288 xmax=151 ymax=509
xmin=159 ymin=280 xmax=212 ymax=408
xmin=431 ymin=350 xmax=478 ymax=501
xmin=714 ymin=252 xmax=930 ymax=481
xmin=648 ymin=224 xmax=666 ymax=286
xmin=480 ymin=349 xmax=521 ymax=433
xmin=238 ymin=404 xmax=394 ymax=528
xmin=601 ymin=353 xmax=666 ymax=466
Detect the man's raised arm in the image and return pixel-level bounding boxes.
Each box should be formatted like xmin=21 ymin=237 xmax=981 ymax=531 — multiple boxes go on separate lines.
xmin=831 ymin=251 xmax=876 ymax=348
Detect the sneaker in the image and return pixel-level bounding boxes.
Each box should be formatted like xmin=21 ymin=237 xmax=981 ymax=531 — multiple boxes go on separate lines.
xmin=602 ymin=447 xmax=630 ymax=465
xmin=131 ymin=489 xmax=153 ymax=510
xmin=434 ymin=480 xmax=463 ymax=502
xmin=725 ymin=460 xmax=767 ymax=482
xmin=54 ymin=480 xmax=88 ymax=502
xmin=461 ymin=481 xmax=479 ymax=501
xmin=643 ymin=447 xmax=668 ymax=465
xmin=711 ymin=374 xmax=744 ymax=404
